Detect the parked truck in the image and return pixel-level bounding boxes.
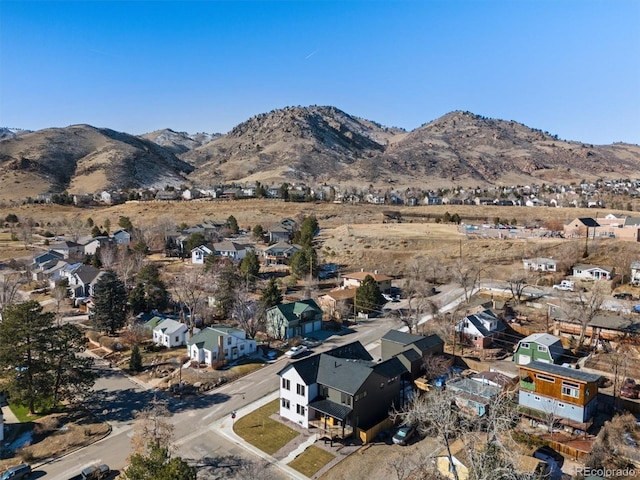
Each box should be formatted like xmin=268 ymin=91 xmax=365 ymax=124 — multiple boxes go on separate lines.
xmin=553 ymin=280 xmax=574 ymax=291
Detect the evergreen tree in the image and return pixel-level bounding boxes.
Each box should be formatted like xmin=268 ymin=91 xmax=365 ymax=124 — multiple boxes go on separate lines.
xmin=260 ymin=277 xmax=283 ymax=309
xmin=129 ymin=345 xmax=143 ymax=372
xmin=294 ymin=215 xmax=319 ymax=247
xmin=93 ymin=271 xmax=127 ymax=335
xmin=226 ymin=215 xmax=239 ymax=234
xmin=124 ymin=446 xmax=196 ymax=480
xmin=185 ymin=232 xmax=206 ymax=252
xmin=289 ymin=246 xmax=318 ymax=278
xmin=129 ymin=282 xmax=147 ymax=315
xmin=252 ymin=224 xmax=265 ymax=240
xmin=118 ymin=216 xmax=133 ymax=231
xmin=215 ymin=260 xmax=241 ymax=318
xmin=239 ymin=250 xmax=260 ymax=282
xmin=355 ymin=275 xmax=384 ymax=315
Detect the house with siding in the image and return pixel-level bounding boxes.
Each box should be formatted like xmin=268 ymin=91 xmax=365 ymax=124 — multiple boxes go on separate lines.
xmin=571 ymin=264 xmax=613 ymax=281
xmin=262 ymin=242 xmax=301 ymax=266
xmin=152 ymin=318 xmax=188 ymax=348
xmin=191 ymin=245 xmax=213 ymax=264
xmin=277 ymin=341 xmax=407 ymax=439
xmin=188 ymin=326 xmax=257 ymax=366
xmin=514 ymin=333 xmax=564 ymax=365
xmin=342 ymin=270 xmax=393 ymax=293
xmin=522 ymin=257 xmax=557 ymax=272
xmin=266 ymin=299 xmax=324 ymax=339
xmin=212 ymin=241 xmax=247 ymax=261
xmin=518 ymin=361 xmax=600 ymax=428
xmin=455 ymin=310 xmax=506 ymax=349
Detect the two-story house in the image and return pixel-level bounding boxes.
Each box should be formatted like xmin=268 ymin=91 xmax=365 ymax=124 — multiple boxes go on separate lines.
xmin=188 ymin=326 xmax=257 ymax=366
xmin=266 ymin=299 xmax=323 ymax=339
xmin=514 ymin=333 xmax=564 ymax=365
xmin=518 ymin=361 xmax=601 ymax=428
xmin=151 ymin=318 xmax=189 ymax=348
xmin=342 ymin=269 xmax=393 ymax=293
xmin=455 ymin=309 xmax=506 ymax=349
xmin=58 ymin=263 xmax=103 ymax=298
xmin=191 ymin=245 xmax=213 ymax=264
xmin=277 ymin=341 xmax=407 ymax=440
xmin=262 ymin=242 xmax=301 ymax=266
xmin=380 ymin=329 xmax=445 ymax=380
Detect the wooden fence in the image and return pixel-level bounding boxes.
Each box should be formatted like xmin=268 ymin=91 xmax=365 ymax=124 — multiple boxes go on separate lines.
xmin=357 ymin=417 xmax=395 ymax=444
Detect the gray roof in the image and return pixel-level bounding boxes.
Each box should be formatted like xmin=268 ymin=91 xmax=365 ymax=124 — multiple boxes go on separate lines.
xmin=316 ymin=355 xmax=375 ymax=395
xmin=519 ymin=333 xmax=562 ymax=347
xmin=573 ymin=264 xmax=612 ymax=273
xmin=381 ymin=329 xmax=444 ymax=353
xmin=523 ymin=361 xmax=601 ymax=383
xmin=187 ymin=326 xmax=244 ymax=351
xmin=549 ymin=305 xmax=640 ymax=334
xmin=308 ymin=398 xmax=352 ymax=421
xmin=447 ymin=377 xmax=501 ymax=400
xmin=74 ymin=265 xmax=102 ymax=284
xmin=624 ymin=217 xmax=640 ymax=227
xmin=154 ymin=318 xmax=187 ymax=335
xmin=464 ymin=310 xmax=506 ymax=337
xmin=213 ymin=241 xmax=246 ymax=253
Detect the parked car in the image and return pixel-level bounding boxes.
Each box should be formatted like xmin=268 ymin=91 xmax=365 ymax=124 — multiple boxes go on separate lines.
xmin=533 ymin=446 xmax=564 ymax=468
xmin=392 ymin=425 xmax=416 ymax=445
xmin=0 ymin=464 xmax=31 ymax=480
xmin=621 ymin=378 xmax=640 ymax=399
xmin=301 ymin=337 xmax=322 ymax=348
xmin=80 ymin=464 xmax=110 ymax=480
xmin=284 ymin=345 xmax=308 ymax=358
xmin=614 ymin=292 xmax=634 ymax=300
xmin=266 ymin=350 xmax=278 ymax=360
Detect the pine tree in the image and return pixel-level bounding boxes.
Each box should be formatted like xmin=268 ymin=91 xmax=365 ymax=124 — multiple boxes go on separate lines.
xmin=355 ymin=275 xmax=384 ymax=315
xmin=260 ymin=277 xmax=283 ymax=309
xmin=129 ymin=345 xmax=143 ymax=372
xmin=240 ymin=251 xmax=260 ymax=282
xmin=92 ymin=271 xmax=127 ymax=335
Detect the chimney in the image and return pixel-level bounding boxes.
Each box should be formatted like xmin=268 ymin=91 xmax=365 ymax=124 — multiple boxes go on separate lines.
xmin=218 ymin=335 xmax=225 ymax=363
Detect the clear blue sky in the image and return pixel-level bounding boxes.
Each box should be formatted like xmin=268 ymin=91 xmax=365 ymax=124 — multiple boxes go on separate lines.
xmin=1 ymin=1 xmax=638 ymax=145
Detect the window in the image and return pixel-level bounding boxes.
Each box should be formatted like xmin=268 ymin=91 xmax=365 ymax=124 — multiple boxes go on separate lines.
xmin=175 ymin=336 xmax=179 ymax=343
xmin=562 ymin=381 xmax=580 ymax=398
xmin=341 ymin=392 xmax=352 ymax=406
xmin=535 ymin=374 xmax=555 ymax=383
xmin=534 ymin=395 xmax=541 ymax=402
xmin=281 ymin=398 xmax=290 ymax=409
xmin=521 ymin=342 xmax=530 ymax=349
xmin=296 ymin=384 xmax=305 ymax=396
xmin=354 ymin=391 xmax=368 ymax=402
xmin=227 ymin=337 xmax=232 ymax=345
xmin=296 ymin=404 xmax=305 ymax=415
xmin=537 ymin=345 xmax=547 ymax=352
xmin=282 ymin=378 xmax=291 ymax=390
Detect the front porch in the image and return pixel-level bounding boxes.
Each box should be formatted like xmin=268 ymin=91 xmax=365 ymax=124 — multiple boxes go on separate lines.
xmin=308 ymin=398 xmax=354 ymax=442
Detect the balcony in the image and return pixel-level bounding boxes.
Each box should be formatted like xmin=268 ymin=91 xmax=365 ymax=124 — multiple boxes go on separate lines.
xmin=520 ymin=380 xmax=535 ymax=391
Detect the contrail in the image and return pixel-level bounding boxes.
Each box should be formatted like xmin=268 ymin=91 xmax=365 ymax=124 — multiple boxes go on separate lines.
xmin=305 ymin=50 xmax=318 ymax=59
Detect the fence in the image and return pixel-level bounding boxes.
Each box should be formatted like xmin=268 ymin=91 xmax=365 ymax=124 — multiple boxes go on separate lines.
xmin=357 ymin=417 xmax=395 ymax=444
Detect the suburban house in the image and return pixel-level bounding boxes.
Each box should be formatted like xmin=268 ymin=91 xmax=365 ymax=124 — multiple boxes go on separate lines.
xmin=32 ymin=259 xmax=68 ymax=282
xmin=435 ymin=434 xmax=549 ymax=480
xmin=455 ymin=310 xmax=506 ymax=349
xmin=82 ymin=236 xmax=113 ymax=256
xmin=58 ymin=263 xmax=103 ymax=298
xmin=152 ymin=318 xmax=189 ymax=348
xmin=266 ymin=299 xmax=324 ymax=339
xmin=380 ymin=329 xmax=445 ymax=380
xmin=522 ymin=257 xmax=557 ymax=272
xmin=262 ymin=242 xmax=301 ymax=266
xmin=469 ymin=371 xmax=518 ymax=391
xmin=514 ymin=333 xmax=564 ymax=365
xmin=277 ymin=341 xmax=408 ymax=441
xmin=212 ymin=241 xmax=247 ymax=261
xmin=188 ymin=326 xmax=257 ymax=366
xmin=32 ymin=250 xmax=64 ymax=267
xmin=317 ymin=288 xmax=356 ymax=320
xmin=112 ymin=229 xmax=132 ymax=246
xmin=268 ymin=224 xmax=293 ymax=243
xmin=563 ymin=217 xmax=600 ymax=238
xmin=191 ymin=245 xmax=213 ymax=264
xmin=571 ymin=264 xmax=613 ymax=281
xmin=50 ymin=240 xmax=84 ymax=259
xmin=342 ymin=270 xmax=393 ymax=293
xmin=548 ymin=303 xmax=640 ymax=341
xmin=446 ymin=377 xmax=502 ymax=417
xmin=518 ymin=361 xmax=601 ymax=428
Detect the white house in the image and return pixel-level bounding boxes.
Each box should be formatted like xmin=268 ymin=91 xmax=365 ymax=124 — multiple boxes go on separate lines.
xmin=83 ymin=236 xmax=112 ymax=256
xmin=522 ymin=257 xmax=557 ymax=272
xmin=455 ymin=309 xmax=506 ymax=349
xmin=181 ymin=189 xmax=200 ymax=200
xmin=572 ymin=264 xmax=613 ymax=281
xmin=191 ymin=245 xmax=213 ymax=264
xmin=631 ymin=260 xmax=640 ymax=286
xmin=187 ymin=326 xmax=257 ymax=366
xmin=152 ymin=319 xmax=189 ymax=348
xmin=278 ymin=356 xmax=319 ymax=428
xmin=212 ymin=241 xmax=247 ymax=261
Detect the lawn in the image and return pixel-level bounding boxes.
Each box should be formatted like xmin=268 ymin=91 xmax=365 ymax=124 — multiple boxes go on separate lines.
xmin=233 ymin=399 xmax=299 ymax=455
xmin=288 ymin=445 xmax=336 ymax=477
xmin=10 ymin=403 xmax=46 ymax=422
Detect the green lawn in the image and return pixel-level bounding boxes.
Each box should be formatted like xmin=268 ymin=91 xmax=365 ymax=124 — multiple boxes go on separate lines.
xmin=288 ymin=445 xmax=336 ymax=477
xmin=233 ymin=399 xmax=299 ymax=455
xmin=10 ymin=403 xmax=46 ymax=422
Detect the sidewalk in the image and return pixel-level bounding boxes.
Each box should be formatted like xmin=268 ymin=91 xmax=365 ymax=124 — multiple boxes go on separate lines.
xmin=213 ymin=391 xmax=310 ymax=480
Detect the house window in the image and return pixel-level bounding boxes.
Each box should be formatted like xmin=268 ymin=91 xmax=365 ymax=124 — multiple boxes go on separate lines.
xmin=282 ymin=398 xmax=290 ymax=409
xmin=534 ymin=395 xmax=541 ymax=401
xmin=354 ymin=391 xmax=367 ymax=402
xmin=296 ymin=404 xmax=305 ymax=416
xmin=341 ymin=392 xmax=351 ymax=406
xmin=521 ymin=343 xmax=530 ymax=349
xmin=562 ymin=381 xmax=580 ymax=398
xmin=282 ymin=378 xmax=291 ymax=391
xmin=227 ymin=337 xmax=232 ymax=345
xmin=296 ymin=384 xmax=305 ymax=396
xmin=537 ymin=345 xmax=548 ymax=352
xmin=175 ymin=336 xmax=179 ymax=343
xmin=535 ymin=374 xmax=555 ymax=383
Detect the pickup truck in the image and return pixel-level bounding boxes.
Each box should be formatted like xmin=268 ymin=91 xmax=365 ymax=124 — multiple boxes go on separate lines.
xmin=553 ymin=280 xmax=574 ymax=291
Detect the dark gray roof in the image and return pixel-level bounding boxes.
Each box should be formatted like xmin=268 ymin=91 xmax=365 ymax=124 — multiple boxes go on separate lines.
xmin=414 ymin=334 xmax=445 ymax=352
xmin=524 ymin=361 xmax=601 ymax=383
xmin=464 ymin=310 xmax=506 ymax=337
xmin=373 ymin=357 xmax=408 ymax=378
xmin=316 ymin=355 xmax=374 ymax=395
xmin=308 ymin=398 xmax=352 ymax=421
xmin=382 ymin=330 xmax=444 ymax=353
xmin=398 ymin=349 xmax=421 ymax=363
xmin=325 ymin=341 xmax=373 ymax=361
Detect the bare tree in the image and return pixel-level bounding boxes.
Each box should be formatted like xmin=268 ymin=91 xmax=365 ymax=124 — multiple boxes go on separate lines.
xmin=129 ymin=398 xmax=174 ymax=457
xmin=67 ymin=214 xmax=85 ymax=243
xmin=117 ymin=248 xmax=143 ymax=289
xmin=173 ymin=269 xmax=206 ymax=333
xmin=52 ymin=278 xmax=69 ymax=324
xmin=506 ymin=276 xmax=530 ymax=305
xmin=421 ymin=352 xmax=451 ymax=382
xmin=231 ymin=287 xmax=262 ymax=339
xmin=19 ymin=217 xmax=35 ymax=249
xmin=98 ymin=244 xmax=118 ymax=270
xmin=122 ymin=321 xmax=152 ymax=347
xmin=394 ymin=279 xmax=437 ymax=334
xmin=563 ymin=283 xmax=606 ymax=348
xmin=451 ymin=257 xmax=481 ymax=304
xmin=0 ymin=271 xmax=26 ymax=316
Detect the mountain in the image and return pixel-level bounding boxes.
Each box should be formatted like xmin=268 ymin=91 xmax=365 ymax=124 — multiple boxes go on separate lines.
xmin=0 ymin=127 xmax=32 ymax=141
xmin=139 ymin=129 xmax=221 ymax=155
xmin=183 ymin=105 xmax=404 ymax=185
xmin=0 ymin=125 xmax=193 ymax=199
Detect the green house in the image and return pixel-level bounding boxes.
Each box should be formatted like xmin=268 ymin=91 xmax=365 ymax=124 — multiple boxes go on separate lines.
xmin=266 ymin=299 xmax=323 ymax=339
xmin=514 ymin=333 xmax=564 ymax=365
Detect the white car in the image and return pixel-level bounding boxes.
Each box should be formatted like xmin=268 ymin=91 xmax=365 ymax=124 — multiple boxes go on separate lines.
xmin=284 ymin=345 xmax=309 ymax=358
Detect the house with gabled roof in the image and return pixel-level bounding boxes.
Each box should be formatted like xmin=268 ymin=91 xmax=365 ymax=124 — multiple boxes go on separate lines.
xmin=32 ymin=250 xmax=64 ymax=267
xmin=381 ymin=329 xmax=445 ymax=380
xmin=455 ymin=309 xmax=506 ymax=349
xmin=277 ymin=341 xmax=407 ymax=439
xmin=112 ymin=229 xmax=131 ymax=246
xmin=268 ymin=224 xmax=293 ymax=243
xmin=212 ymin=241 xmax=247 ymax=261
xmin=152 ymin=318 xmax=188 ymax=348
xmin=187 ymin=326 xmax=257 ymax=366
xmin=262 ymin=241 xmax=301 ymax=266
xmin=514 ymin=333 xmax=564 ymax=365
xmin=563 ymin=217 xmax=600 ymax=237
xmin=59 ymin=263 xmax=103 ymax=298
xmin=342 ymin=269 xmax=393 ymax=293
xmin=522 ymin=257 xmax=557 ymax=272
xmin=318 ymin=288 xmax=356 ymax=320
xmin=50 ymin=240 xmax=84 ymax=259
xmin=82 ymin=236 xmax=113 ymax=256
xmin=572 ymin=264 xmax=613 ymax=281
xmin=266 ymin=299 xmax=323 ymax=339
xmin=191 ymin=245 xmax=213 ymax=264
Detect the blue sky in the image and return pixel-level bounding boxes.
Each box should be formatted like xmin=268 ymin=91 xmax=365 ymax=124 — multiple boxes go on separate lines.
xmin=1 ymin=1 xmax=638 ymax=145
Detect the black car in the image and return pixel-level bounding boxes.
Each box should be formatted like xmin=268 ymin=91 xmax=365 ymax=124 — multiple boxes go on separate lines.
xmin=614 ymin=292 xmax=634 ymax=300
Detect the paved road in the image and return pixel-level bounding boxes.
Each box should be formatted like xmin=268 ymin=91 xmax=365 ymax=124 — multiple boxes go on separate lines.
xmin=39 ymin=315 xmax=403 ymax=479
